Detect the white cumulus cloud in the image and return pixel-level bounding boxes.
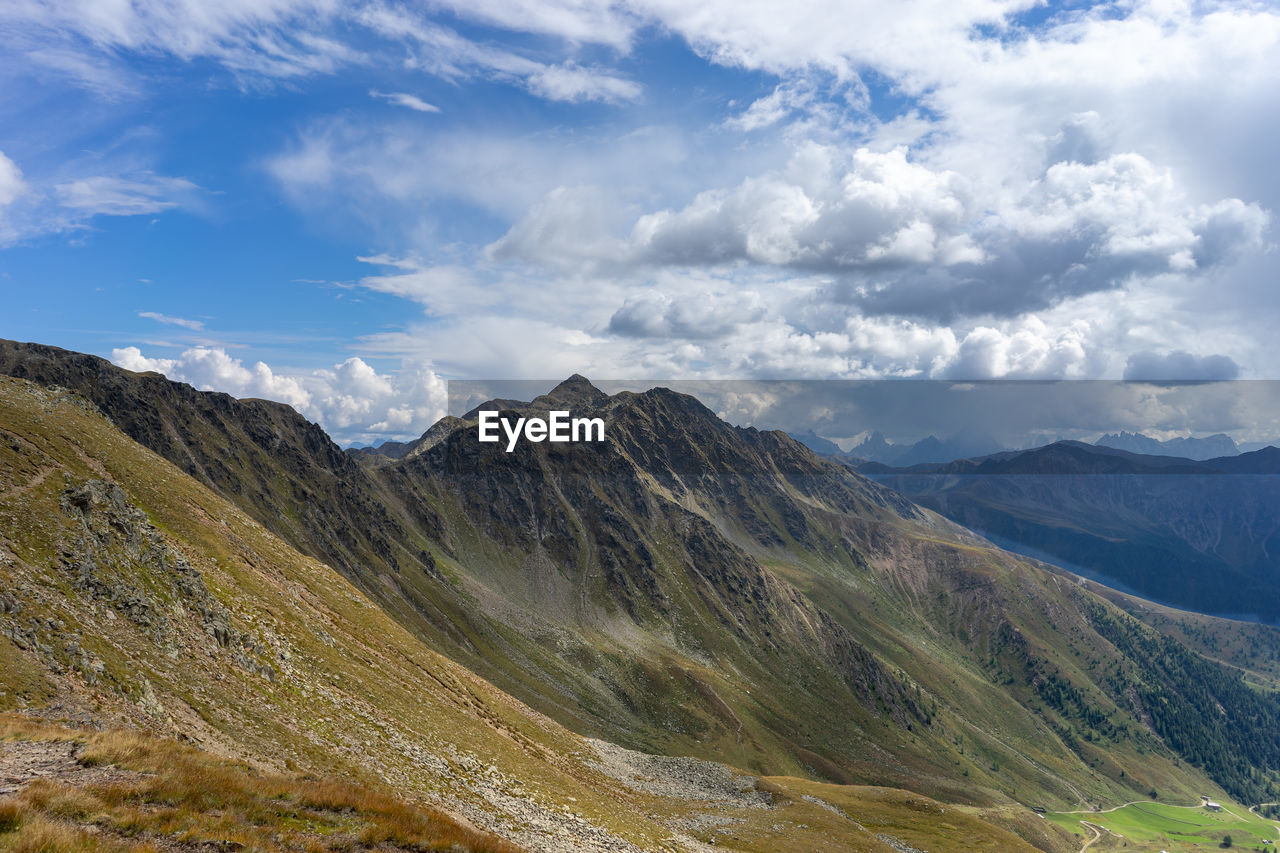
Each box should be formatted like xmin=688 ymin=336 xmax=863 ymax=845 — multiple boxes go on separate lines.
xmin=110 ymin=345 xmax=447 ymax=445
xmin=112 ymin=346 xmax=313 ymax=409
xmin=492 ymin=142 xmax=1265 ymax=323
xmin=625 ymin=144 xmax=975 ymax=270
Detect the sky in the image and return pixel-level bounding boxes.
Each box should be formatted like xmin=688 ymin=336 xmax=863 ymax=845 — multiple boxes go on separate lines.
xmin=2 ymin=0 xmax=1278 ymax=445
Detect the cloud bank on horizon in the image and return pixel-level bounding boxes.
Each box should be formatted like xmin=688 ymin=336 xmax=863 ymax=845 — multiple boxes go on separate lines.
xmin=1 ymin=0 xmax=1278 ymax=443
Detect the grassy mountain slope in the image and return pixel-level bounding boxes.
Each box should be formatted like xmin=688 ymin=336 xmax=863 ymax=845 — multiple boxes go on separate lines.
xmin=1086 ymin=579 xmax=1280 ymax=692
xmin=0 ymin=715 xmax=520 ymax=853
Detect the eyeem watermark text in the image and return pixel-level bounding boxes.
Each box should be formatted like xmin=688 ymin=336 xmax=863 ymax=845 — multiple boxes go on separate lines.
xmin=478 ymin=410 xmax=605 ymax=452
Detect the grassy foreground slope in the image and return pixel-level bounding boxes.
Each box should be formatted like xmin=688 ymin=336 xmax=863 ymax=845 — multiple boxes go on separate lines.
xmin=0 ymin=715 xmax=519 ymax=853
xmin=0 ymin=376 xmax=1071 ymax=851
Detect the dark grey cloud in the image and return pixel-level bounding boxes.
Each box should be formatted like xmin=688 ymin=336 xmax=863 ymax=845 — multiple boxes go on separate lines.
xmin=606 ymin=291 xmax=767 ymax=340
xmin=843 ymin=156 xmax=1268 ymax=321
xmin=843 ymin=233 xmax=1143 ymax=320
xmin=1124 ymin=351 xmax=1241 ymax=381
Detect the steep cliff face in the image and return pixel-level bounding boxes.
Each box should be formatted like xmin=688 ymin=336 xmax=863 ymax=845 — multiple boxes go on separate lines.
xmin=386 ymin=422 xmax=849 ymax=778
xmin=391 ymin=390 xmax=929 ymax=776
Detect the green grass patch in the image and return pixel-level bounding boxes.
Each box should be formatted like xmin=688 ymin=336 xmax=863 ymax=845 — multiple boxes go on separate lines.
xmin=1049 ymin=800 xmax=1280 ymax=850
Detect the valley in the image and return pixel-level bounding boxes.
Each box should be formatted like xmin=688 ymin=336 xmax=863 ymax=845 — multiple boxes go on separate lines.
xmin=859 ymin=442 xmax=1280 ymax=623
xmin=1049 ymin=800 xmax=1280 ymax=852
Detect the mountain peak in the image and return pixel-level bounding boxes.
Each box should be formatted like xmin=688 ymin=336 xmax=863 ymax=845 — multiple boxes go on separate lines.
xmin=543 ymin=374 xmax=608 ymax=407
xmin=1097 ymin=429 xmax=1239 ymax=460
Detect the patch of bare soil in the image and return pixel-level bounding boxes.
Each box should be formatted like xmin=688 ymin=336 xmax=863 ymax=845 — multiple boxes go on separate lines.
xmin=0 ymin=738 xmax=145 ymax=796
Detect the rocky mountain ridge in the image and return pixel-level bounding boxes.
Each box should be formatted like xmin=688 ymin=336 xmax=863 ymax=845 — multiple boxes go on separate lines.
xmin=1095 ymin=430 xmax=1240 ymax=460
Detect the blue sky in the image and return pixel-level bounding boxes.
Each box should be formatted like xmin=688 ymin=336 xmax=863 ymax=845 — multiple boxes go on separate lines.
xmin=2 ymin=1 xmax=1279 ymax=444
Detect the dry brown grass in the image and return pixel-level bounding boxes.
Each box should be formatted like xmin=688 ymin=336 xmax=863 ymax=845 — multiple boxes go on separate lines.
xmin=0 ymin=718 xmax=80 ymax=745
xmin=76 ymin=730 xmax=153 ymax=770
xmin=0 ymin=714 xmax=523 ymax=853
xmin=0 ymin=799 xmax=24 ymax=833
xmin=17 ymin=781 xmax=105 ymax=820
xmin=2 ymin=813 xmax=106 ymax=853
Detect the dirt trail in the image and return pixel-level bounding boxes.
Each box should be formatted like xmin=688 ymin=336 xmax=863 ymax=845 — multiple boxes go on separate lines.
xmin=0 ymin=738 xmax=142 ymax=796
xmin=1250 ymin=803 xmax=1280 ymax=840
xmin=0 ymin=465 xmax=55 ymax=501
xmin=1 ymin=739 xmax=252 ymax=853
xmin=1078 ymin=821 xmax=1101 ymax=853
xmin=1063 ymin=799 xmax=1206 ymax=815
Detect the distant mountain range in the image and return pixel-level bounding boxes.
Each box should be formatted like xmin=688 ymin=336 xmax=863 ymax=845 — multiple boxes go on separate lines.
xmin=859 ymin=440 xmax=1280 ymax=622
xmin=791 ymin=428 xmax=1280 ymax=467
xmin=791 ymin=429 xmax=1004 ymax=466
xmin=1095 ymin=430 xmax=1239 ymax=460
